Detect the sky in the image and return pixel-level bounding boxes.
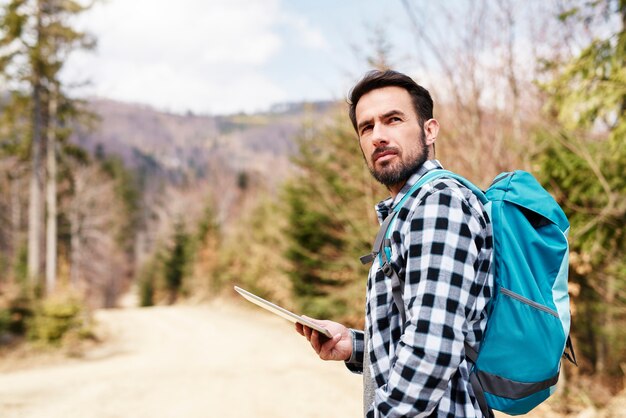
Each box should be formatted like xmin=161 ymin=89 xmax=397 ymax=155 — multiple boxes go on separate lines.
xmin=63 ymin=0 xmax=421 ymax=115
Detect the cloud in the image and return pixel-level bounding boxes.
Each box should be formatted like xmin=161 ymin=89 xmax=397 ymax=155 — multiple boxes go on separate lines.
xmin=88 ymin=0 xmax=283 ymax=65
xmin=280 ymin=14 xmax=329 ymax=51
xmin=63 ymin=0 xmax=297 ymax=114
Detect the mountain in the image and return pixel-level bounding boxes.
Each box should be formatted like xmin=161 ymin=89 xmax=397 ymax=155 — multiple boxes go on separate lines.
xmin=70 ymin=98 xmax=341 ymax=250
xmin=73 ymin=98 xmax=337 ymax=189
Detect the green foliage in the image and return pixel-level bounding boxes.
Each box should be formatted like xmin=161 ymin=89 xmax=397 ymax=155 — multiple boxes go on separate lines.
xmin=0 ymin=0 xmax=96 ymax=128
xmin=100 ymin=155 xmax=141 ymax=252
xmin=163 ymin=219 xmax=191 ymax=303
xmin=0 ymin=282 xmax=27 ymax=340
xmin=0 ymin=91 xmax=31 ymax=159
xmin=216 ymin=196 xmax=291 ymax=306
xmin=4 ymin=295 xmax=32 ymax=336
xmin=138 ymin=275 xmax=155 ymax=307
xmin=544 ymin=39 xmax=625 ymax=132
xmin=284 ymin=186 xmax=344 ymax=296
xmin=135 ymin=207 xmax=213 ymax=306
xmin=283 ymin=110 xmax=385 ymax=326
xmin=195 ymin=202 xmax=219 ymax=243
xmin=26 ymin=294 xmax=88 ymax=345
xmin=13 ymin=242 xmax=28 ymax=288
xmin=0 ymin=308 xmax=11 ymax=336
xmin=237 ymin=171 xmax=249 ymax=190
xmin=136 ymin=255 xmax=159 ymax=307
xmin=535 ymin=0 xmax=626 ymax=377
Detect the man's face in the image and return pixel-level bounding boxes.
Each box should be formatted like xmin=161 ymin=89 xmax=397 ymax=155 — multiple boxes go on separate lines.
xmin=355 ymin=86 xmax=429 ymax=191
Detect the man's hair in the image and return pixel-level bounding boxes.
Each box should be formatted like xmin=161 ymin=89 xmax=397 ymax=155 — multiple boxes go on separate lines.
xmin=347 ymin=70 xmax=434 ymax=133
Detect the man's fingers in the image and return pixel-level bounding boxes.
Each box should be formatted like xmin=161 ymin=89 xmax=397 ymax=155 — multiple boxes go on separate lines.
xmin=310 ymin=330 xmax=320 ymax=353
xmin=319 ymin=333 xmax=342 ymax=360
xmin=303 ymin=325 xmax=313 ymax=341
xmin=295 ymin=318 xmax=350 ymax=362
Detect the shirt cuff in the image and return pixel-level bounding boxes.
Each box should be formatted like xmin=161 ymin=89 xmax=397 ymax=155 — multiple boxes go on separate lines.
xmin=344 ymin=328 xmax=364 ymax=374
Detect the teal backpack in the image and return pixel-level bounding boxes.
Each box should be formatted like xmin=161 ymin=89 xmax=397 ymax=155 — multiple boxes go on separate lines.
xmin=360 ymin=169 xmax=577 ymax=417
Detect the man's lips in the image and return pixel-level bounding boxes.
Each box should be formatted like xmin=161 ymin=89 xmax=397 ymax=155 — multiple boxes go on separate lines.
xmin=373 ymin=149 xmax=398 ymax=163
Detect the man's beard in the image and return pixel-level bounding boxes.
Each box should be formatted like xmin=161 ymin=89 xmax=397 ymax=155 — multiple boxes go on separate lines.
xmin=367 ymin=133 xmax=428 ymax=188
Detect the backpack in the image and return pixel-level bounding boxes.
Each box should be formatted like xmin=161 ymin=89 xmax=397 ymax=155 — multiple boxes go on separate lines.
xmin=360 ymin=169 xmax=577 ymax=417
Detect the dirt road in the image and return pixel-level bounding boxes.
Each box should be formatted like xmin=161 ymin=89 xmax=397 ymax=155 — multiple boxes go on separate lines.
xmin=0 ymin=302 xmax=362 ymax=418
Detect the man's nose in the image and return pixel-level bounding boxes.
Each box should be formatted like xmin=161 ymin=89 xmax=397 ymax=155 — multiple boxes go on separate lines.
xmin=371 ymin=123 xmax=389 ymax=147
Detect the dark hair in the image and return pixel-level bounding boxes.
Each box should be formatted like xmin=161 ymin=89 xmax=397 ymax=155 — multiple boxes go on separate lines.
xmin=347 ymin=70 xmax=434 ymax=133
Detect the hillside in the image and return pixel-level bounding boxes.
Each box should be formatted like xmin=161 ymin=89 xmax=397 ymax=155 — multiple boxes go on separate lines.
xmin=67 ymin=98 xmax=341 ymax=272
xmin=73 ymin=98 xmax=337 ymax=189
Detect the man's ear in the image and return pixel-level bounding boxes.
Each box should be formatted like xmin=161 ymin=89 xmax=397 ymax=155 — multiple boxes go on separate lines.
xmin=423 ymin=119 xmax=440 ymax=146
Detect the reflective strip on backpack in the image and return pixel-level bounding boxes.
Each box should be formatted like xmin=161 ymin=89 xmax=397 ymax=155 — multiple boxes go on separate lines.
xmin=476 ymin=369 xmax=559 ymax=400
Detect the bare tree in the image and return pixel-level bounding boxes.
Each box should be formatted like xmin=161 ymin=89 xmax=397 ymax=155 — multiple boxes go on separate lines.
xmin=64 ymin=165 xmax=127 ymax=307
xmin=400 ymin=0 xmax=559 ymax=183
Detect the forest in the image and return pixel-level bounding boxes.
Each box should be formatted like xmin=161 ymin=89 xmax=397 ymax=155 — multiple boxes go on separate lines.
xmin=0 ymin=0 xmax=624 ymax=415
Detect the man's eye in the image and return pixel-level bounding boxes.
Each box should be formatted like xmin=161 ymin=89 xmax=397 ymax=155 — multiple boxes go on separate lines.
xmin=389 ymin=117 xmax=401 ymax=123
xmin=361 ymin=125 xmax=372 ymax=134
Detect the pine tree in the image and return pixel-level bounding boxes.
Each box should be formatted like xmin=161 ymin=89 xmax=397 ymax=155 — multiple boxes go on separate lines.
xmin=0 ymin=0 xmax=94 ymax=292
xmin=283 ymin=109 xmax=385 ymax=325
xmin=164 ymin=219 xmax=190 ymax=304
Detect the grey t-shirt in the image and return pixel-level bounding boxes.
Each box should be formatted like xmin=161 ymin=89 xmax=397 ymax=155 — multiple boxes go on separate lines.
xmin=363 ymin=330 xmax=375 ymax=415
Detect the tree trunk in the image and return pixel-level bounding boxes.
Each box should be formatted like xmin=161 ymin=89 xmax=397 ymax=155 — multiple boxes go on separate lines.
xmin=27 ymin=0 xmax=46 ymax=287
xmin=27 ymin=75 xmax=44 ymax=286
xmin=45 ymin=83 xmax=58 ymax=294
xmin=9 ymin=171 xmax=23 ymax=272
xmin=618 ymin=0 xmax=626 ymax=115
xmin=69 ymin=205 xmax=81 ymax=288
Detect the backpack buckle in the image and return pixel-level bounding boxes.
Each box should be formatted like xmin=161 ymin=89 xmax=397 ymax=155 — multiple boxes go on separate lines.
xmin=381 ymin=262 xmax=394 ymax=277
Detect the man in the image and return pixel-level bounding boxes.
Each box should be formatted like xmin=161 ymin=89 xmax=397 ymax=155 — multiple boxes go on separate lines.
xmin=295 ymin=70 xmax=493 ymax=417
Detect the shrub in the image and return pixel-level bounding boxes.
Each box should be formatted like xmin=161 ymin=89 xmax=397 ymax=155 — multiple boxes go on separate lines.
xmin=27 ymin=295 xmax=88 ymax=345
xmin=139 ymin=277 xmax=154 ymax=307
xmin=0 ymin=285 xmax=32 ymax=340
xmin=0 ymin=308 xmax=10 ymax=336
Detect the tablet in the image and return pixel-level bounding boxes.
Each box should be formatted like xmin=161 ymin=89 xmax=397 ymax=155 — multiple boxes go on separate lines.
xmin=234 ymin=286 xmax=333 ymax=338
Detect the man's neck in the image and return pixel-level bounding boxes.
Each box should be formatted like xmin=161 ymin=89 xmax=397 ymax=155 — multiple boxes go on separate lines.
xmin=388 ymin=182 xmax=406 ymax=200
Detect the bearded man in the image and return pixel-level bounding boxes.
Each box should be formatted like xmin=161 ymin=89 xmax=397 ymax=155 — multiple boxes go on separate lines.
xmin=296 ymin=69 xmax=494 ymax=418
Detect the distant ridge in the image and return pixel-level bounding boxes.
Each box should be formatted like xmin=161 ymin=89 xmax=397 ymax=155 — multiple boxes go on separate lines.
xmin=72 ymin=97 xmax=338 ymax=187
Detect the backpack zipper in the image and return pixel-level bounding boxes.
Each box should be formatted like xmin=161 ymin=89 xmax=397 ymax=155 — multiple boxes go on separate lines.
xmin=500 ymin=287 xmax=559 ymax=318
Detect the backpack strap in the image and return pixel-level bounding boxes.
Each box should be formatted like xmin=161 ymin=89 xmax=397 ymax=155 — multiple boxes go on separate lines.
xmin=469 ymin=371 xmax=495 ymax=418
xmin=563 ymin=335 xmax=578 ymax=366
xmin=359 ymin=211 xmax=398 ymax=265
xmin=465 ymin=342 xmax=495 ymax=418
xmin=427 ymin=171 xmax=488 ymax=205
xmin=380 ymin=235 xmax=407 ymax=325
xmin=359 ymin=170 xmax=448 ymax=265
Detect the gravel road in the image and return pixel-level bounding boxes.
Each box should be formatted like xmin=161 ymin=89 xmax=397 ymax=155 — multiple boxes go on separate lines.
xmin=0 ymin=302 xmax=362 ymax=418
xmin=3 ymin=300 xmax=610 ymax=418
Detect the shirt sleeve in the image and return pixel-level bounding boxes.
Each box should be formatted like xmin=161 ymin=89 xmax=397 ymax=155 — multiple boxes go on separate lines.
xmin=371 ymin=186 xmax=491 ymax=417
xmin=345 ymin=328 xmax=364 ymax=374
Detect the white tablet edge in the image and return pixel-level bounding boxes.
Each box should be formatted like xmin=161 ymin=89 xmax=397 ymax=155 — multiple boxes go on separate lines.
xmin=234 ymin=286 xmax=333 ymax=338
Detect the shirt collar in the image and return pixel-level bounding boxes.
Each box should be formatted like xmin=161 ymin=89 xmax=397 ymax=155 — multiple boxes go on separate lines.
xmin=375 ymin=159 xmax=444 ymax=222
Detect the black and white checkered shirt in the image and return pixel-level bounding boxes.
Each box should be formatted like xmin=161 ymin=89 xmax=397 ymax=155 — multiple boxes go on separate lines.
xmin=346 ymin=160 xmax=493 ymax=417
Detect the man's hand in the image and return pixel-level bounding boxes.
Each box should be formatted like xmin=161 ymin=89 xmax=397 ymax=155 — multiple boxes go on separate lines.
xmin=295 ymin=317 xmax=352 ymax=361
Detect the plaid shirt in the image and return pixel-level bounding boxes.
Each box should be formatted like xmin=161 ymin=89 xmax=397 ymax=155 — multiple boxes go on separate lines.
xmin=346 ymin=160 xmax=493 ymax=417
